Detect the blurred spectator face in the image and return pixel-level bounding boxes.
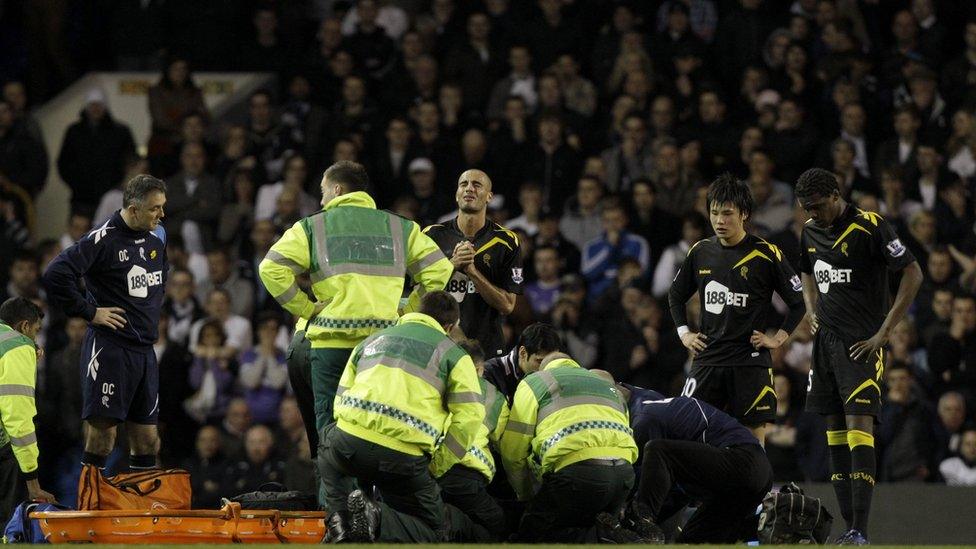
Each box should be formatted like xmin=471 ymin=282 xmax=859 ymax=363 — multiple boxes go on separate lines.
xmin=257 ymin=316 xmax=279 ymax=345
xmin=534 ymin=247 xmax=559 ymax=281
xmin=655 ymin=143 xmax=680 ymax=176
xmin=583 ymin=157 xmax=607 ymax=183
xmin=0 ymin=102 xmax=12 ymax=129
xmin=683 ymin=216 xmax=706 ymax=243
xmin=831 ymin=140 xmax=855 ymax=170
xmin=889 ymin=319 xmax=915 ymax=349
xmin=249 ymin=93 xmax=272 ymax=128
xmin=539 ymin=0 xmax=560 ymax=18
xmin=816 ymin=1 xmax=837 ymax=28
xmin=180 ymin=143 xmax=206 ymax=176
xmin=86 ymin=98 xmax=106 ymax=122
xmin=245 ymin=425 xmax=274 ymax=464
xmin=880 ymin=170 xmax=904 ymax=198
xmin=181 ymin=114 xmax=206 ymax=143
xmin=927 ymin=250 xmax=952 ymax=283
xmin=509 ymin=47 xmax=531 ymax=74
xmin=841 ymin=104 xmax=866 ymax=135
xmin=680 ymin=140 xmax=701 ymax=171
xmin=333 ymin=139 xmax=357 ymax=162
xmin=224 ymin=126 xmax=247 ymax=156
xmin=909 ymin=77 xmax=936 ymax=110
xmin=749 ymin=150 xmax=774 ymax=181
xmin=68 ymin=213 xmax=92 ymax=242
xmin=342 ymin=77 xmax=366 ymax=104
xmin=855 ymin=194 xmax=879 ymax=213
xmin=195 ymin=426 xmax=221 ymax=459
xmin=938 ymin=393 xmax=966 ymax=433
xmin=66 ymin=317 xmax=88 ymax=346
xmin=892 ymin=11 xmax=916 ymax=44
xmin=740 ymin=126 xmax=763 ymax=156
xmin=2 ymin=81 xmax=27 ymax=113
xmin=740 ymin=67 xmax=766 ymax=99
xmin=699 ymin=92 xmax=724 ymax=123
xmin=790 ymin=15 xmax=811 ymax=42
xmin=831 ymin=80 xmax=857 ymax=108
xmin=330 ymin=51 xmax=354 ymax=78
xmin=555 ymin=54 xmax=580 ymax=79
xmin=391 ymin=196 xmax=419 ymax=220
xmin=620 ymin=31 xmax=644 ymax=54
xmin=622 ymin=116 xmax=647 ymax=147
xmin=961 ymin=431 xmax=976 ymax=462
xmin=167 ymin=60 xmax=190 ymax=87
xmin=206 ymin=290 xmax=231 ymax=319
xmin=611 ymin=5 xmax=635 ymax=33
xmin=894 ymin=110 xmax=920 ymax=139
xmin=601 ymin=206 xmax=627 ymax=234
xmin=276 ymin=188 xmax=300 ymax=219
xmin=462 ymin=129 xmax=487 ymax=165
xmin=667 ymin=6 xmax=690 ymax=34
xmin=611 ymin=95 xmax=637 ymax=129
xmin=538 ymin=118 xmax=562 ymax=146
xmin=417 ymin=102 xmax=440 ymax=131
xmin=932 ymin=289 xmax=953 ymax=321
xmin=439 ymin=84 xmax=462 ymax=113
xmin=283 ymin=155 xmax=307 ymax=186
xmin=909 ymin=211 xmax=935 ymax=244
xmin=207 ymin=251 xmax=231 ymax=284
xmin=386 ymin=119 xmax=411 ymax=148
xmin=768 ymin=33 xmax=791 ymax=67
xmin=966 ymin=22 xmax=976 ymax=51
xmin=623 ymin=71 xmax=651 ymax=100
xmin=519 ymin=185 xmax=543 ymax=215
xmin=538 ymin=75 xmax=561 ymax=108
xmin=577 ymin=178 xmax=602 ymax=209
xmin=952 ymin=110 xmax=974 ymax=138
xmin=318 ymin=18 xmax=342 ymax=51
xmin=911 ymin=0 xmax=934 ymax=22
xmin=233 ymin=170 xmax=256 ymax=203
xmin=412 ymin=56 xmax=438 ymax=89
xmin=254 ymin=9 xmax=277 ymax=36
xmin=199 ymin=323 xmax=224 ymax=348
xmin=467 ymin=12 xmax=490 ymax=41
xmin=777 ymin=100 xmax=802 ymax=129
xmin=10 ymin=257 xmax=37 ymax=292
xmin=537 ymin=216 xmax=560 ymax=240
xmin=358 ymin=0 xmax=379 ymax=25
xmin=226 ymin=399 xmax=252 ymax=432
xmin=886 ymin=367 xmax=913 ymax=402
xmin=288 ymin=75 xmax=311 ymax=101
xmin=250 ymin=220 xmax=276 ymax=253
xmin=650 ymin=96 xmax=674 ymax=133
xmin=401 ymin=31 xmax=424 ymax=59
xmin=503 ymin=97 xmax=527 ymax=123
xmin=951 ymin=296 xmax=976 ymax=332
xmin=168 ymin=270 xmax=194 ymax=302
xmin=409 ymin=165 xmax=436 ymax=195
xmin=632 ymin=182 xmax=655 ymax=212
xmin=916 ymin=145 xmax=940 ymax=174
xmin=740 ymin=0 xmax=761 ymax=9
xmin=620 ymin=286 xmax=644 ymax=314
xmin=785 ymin=44 xmax=807 ymax=72
xmin=279 ymin=397 xmax=303 ymax=431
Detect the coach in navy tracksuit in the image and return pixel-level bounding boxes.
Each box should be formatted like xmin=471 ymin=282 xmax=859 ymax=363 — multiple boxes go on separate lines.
xmin=43 ymin=175 xmax=169 ymax=472
xmin=618 ymin=383 xmax=773 ymax=544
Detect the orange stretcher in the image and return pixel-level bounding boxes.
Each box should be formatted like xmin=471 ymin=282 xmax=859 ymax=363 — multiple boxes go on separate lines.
xmin=30 ymin=501 xmax=326 ymax=544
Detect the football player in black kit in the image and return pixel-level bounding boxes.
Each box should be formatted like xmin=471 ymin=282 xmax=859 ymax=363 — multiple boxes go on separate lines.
xmin=795 ymin=168 xmax=922 ymax=545
xmin=669 ymin=174 xmax=806 ymax=443
xmin=424 ymin=169 xmax=523 ymax=357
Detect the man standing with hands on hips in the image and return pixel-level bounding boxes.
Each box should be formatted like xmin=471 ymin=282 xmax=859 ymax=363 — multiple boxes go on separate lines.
xmin=424 ymin=169 xmax=523 ymax=357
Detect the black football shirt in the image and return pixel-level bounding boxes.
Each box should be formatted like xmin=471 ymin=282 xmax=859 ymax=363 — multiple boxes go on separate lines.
xmin=424 ymin=217 xmax=523 ymax=356
xmin=669 ymin=234 xmax=805 ymax=367
xmin=798 ymin=205 xmax=916 ymax=344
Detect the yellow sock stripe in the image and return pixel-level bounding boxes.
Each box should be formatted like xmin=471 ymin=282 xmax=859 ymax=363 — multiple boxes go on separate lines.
xmin=827 ymin=430 xmax=849 ymax=446
xmin=847 ymin=429 xmax=874 ymax=449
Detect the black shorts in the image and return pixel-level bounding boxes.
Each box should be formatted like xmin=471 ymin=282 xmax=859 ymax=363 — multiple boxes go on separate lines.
xmin=805 ymin=327 xmax=883 ymax=417
xmin=79 ymin=329 xmax=159 ymax=424
xmin=682 ymin=364 xmax=776 ymax=425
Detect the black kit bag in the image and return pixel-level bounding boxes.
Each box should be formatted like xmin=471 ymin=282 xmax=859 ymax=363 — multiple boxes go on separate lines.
xmin=226 ymin=482 xmax=318 ymax=511
xmin=757 ymin=482 xmax=833 ymax=544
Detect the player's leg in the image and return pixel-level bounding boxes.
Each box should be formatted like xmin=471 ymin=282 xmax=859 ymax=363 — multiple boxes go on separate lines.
xmin=82 ymin=418 xmax=118 ymax=468
xmin=731 ymin=367 xmax=777 ymax=446
xmin=125 ymin=347 xmax=160 ymax=469
xmin=79 ymin=331 xmax=122 ymax=468
xmin=826 ymin=413 xmax=853 ymax=531
xmin=681 ymin=364 xmax=728 ymax=410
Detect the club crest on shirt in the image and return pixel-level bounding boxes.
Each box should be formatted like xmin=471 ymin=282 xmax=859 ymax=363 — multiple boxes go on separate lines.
xmin=886 ymin=238 xmax=906 ymax=258
xmin=150 ymin=249 xmax=157 ymax=260
xmin=512 ymin=267 xmax=523 ymax=284
xmin=841 ymin=242 xmax=849 ymax=257
xmin=790 ymin=274 xmax=802 ymax=292
xmin=740 ymin=266 xmax=749 ymax=280
xmin=483 ymin=254 xmax=491 ymax=267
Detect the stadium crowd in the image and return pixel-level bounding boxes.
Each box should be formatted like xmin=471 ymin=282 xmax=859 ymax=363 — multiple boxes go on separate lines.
xmin=2 ymin=0 xmax=976 ymax=507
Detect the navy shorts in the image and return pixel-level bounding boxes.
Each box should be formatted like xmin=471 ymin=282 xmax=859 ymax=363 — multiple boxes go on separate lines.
xmin=79 ymin=329 xmax=159 ymax=424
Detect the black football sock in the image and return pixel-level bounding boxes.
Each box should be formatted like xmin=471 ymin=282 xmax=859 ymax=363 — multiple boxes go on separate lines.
xmin=848 ymin=429 xmax=875 ymax=537
xmin=827 ymin=429 xmax=853 ymax=530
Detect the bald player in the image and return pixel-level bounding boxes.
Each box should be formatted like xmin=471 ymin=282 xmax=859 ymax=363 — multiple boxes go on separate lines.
xmin=423 ymin=170 xmax=524 ymax=356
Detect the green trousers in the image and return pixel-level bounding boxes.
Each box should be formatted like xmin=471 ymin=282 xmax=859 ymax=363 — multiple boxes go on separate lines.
xmin=309 ymin=347 xmax=353 ymax=432
xmin=285 ymin=331 xmax=316 ymax=458
xmin=517 ymin=460 xmax=634 ymax=543
xmin=438 ymin=465 xmax=507 ymax=540
xmin=318 ymin=425 xmax=487 ymax=543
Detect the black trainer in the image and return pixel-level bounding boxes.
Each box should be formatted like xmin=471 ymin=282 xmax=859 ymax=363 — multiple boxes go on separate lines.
xmin=323 ymin=510 xmax=351 ymax=544
xmin=622 ymin=500 xmax=666 ymax=544
xmin=595 ymin=512 xmax=648 ymax=544
xmin=347 ymin=490 xmax=381 ymax=542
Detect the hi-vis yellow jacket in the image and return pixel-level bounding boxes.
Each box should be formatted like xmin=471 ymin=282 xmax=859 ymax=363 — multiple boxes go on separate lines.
xmin=500 ymin=357 xmax=637 ymax=500
xmin=0 ymin=323 xmax=40 ymax=479
xmin=334 ymin=313 xmax=485 ymax=477
xmin=259 ymin=192 xmax=452 ymax=349
xmin=445 ymin=376 xmax=509 ymax=482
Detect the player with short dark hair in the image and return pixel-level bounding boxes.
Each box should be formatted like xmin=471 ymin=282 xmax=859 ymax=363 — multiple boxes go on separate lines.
xmin=795 ymin=168 xmax=923 ymax=545
xmin=43 ymin=174 xmax=169 ymax=475
xmin=669 ymin=174 xmax=806 ymax=443
xmin=482 ymin=322 xmax=563 ymax=403
xmin=424 ymin=169 xmax=524 ymax=357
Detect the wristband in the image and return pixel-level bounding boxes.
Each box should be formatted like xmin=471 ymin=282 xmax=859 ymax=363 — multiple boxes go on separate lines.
xmin=677 ymin=325 xmax=690 ymax=338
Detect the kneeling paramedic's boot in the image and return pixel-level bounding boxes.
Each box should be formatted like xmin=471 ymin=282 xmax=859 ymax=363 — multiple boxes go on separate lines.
xmin=622 ymin=500 xmax=666 ymax=544
xmin=323 ymin=510 xmax=352 ymax=543
xmin=595 ymin=512 xmax=647 ymax=544
xmin=347 ymin=490 xmax=381 ymax=542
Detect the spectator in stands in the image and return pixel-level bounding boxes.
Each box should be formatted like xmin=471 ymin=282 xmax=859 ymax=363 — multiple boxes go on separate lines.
xmin=583 ymin=200 xmax=650 ymax=301
xmin=166 ymin=142 xmax=222 ymax=253
xmin=878 ymin=166 xmax=923 ymax=224
xmin=768 ymin=97 xmax=818 ymax=183
xmin=936 ymin=392 xmax=967 ymax=458
xmin=183 ymin=425 xmax=226 ymax=509
xmin=246 ymin=90 xmax=296 ymax=182
xmin=40 ymin=316 xmax=86 ymax=490
xmin=878 ymin=363 xmax=940 ymax=482
xmin=601 ymin=113 xmax=653 ymax=195
xmin=246 ymin=220 xmax=277 ymax=314
xmin=163 ymin=268 xmax=202 ymax=347
xmin=155 ymin=310 xmax=195 ymax=466
xmin=95 ymin=154 xmax=148 ymax=225
xmin=942 ymin=20 xmax=976 ymax=110
xmin=184 ymin=319 xmax=238 ymax=424
xmin=369 ymin=117 xmax=419 ymax=206
xmin=874 ymin=106 xmax=921 ymax=185
xmin=239 ymin=6 xmax=288 ymax=74
xmin=506 ymin=181 xmax=544 ymax=237
xmin=685 ymin=89 xmax=736 ymax=177
xmin=0 ymin=99 xmax=47 ymax=198
xmin=946 ymin=109 xmax=976 ymax=180
xmin=147 ymin=57 xmax=207 ymax=158
xmin=651 ymin=138 xmax=698 ymax=217
xmin=56 ymin=88 xmax=136 ymax=213
xmin=404 ymin=158 xmax=450 ymax=227
xmin=747 ymin=148 xmax=793 ymax=236
xmin=58 ymin=210 xmax=90 ymax=250
xmin=940 ymin=427 xmax=976 ymax=486
xmin=628 ymin=179 xmax=680 ymax=271
xmin=166 ymin=234 xmax=210 ymax=295
xmin=766 ymin=373 xmax=804 ymax=482
xmin=929 ymin=294 xmax=976 ymax=397
xmin=2 ymin=81 xmax=43 ymax=143
xmin=525 ymin=245 xmax=561 ymax=320
xmin=197 ymin=249 xmax=254 ymax=320
xmin=554 ymin=53 xmax=597 ymax=119
xmin=560 ymin=175 xmax=604 ymax=251
xmin=274 ymin=396 xmax=306 ymax=459
xmin=653 ymin=211 xmax=708 ymax=298
xmin=222 ymin=425 xmax=286 ymax=496
xmin=443 ymin=11 xmax=502 ymax=116
xmin=220 ymin=398 xmax=252 ymax=460
xmin=254 ymin=153 xmax=317 ymax=221
xmin=343 ymin=0 xmax=396 ymax=81
xmin=190 ymin=288 xmax=252 ymax=355
xmin=521 ymin=114 xmax=582 ymax=212
xmin=831 ymin=139 xmax=875 ymax=199
xmin=1 ymin=250 xmax=40 ymax=302
xmin=487 ymin=44 xmax=536 ymax=121
xmin=921 ymin=288 xmax=953 ymax=347
xmin=238 ymin=312 xmax=289 ymax=425
xmin=217 ymin=167 xmax=258 ymax=254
